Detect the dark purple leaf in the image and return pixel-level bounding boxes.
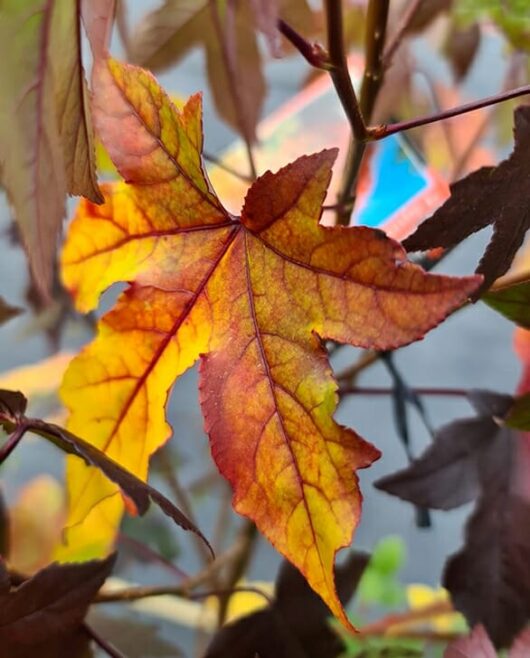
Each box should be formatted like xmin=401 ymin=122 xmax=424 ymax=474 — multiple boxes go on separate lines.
xmin=28 ymin=418 xmax=212 ymax=556
xmin=375 ymin=391 xmax=514 ymax=510
xmin=404 ymin=106 xmax=530 ymax=293
xmin=0 ymin=555 xmax=114 ymax=652
xmin=443 ymin=426 xmax=530 ymax=648
xmin=205 ymin=553 xmax=369 ymax=658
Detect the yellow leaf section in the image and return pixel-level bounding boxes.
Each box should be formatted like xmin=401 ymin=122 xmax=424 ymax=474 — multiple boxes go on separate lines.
xmin=58 ymin=58 xmax=234 ymax=559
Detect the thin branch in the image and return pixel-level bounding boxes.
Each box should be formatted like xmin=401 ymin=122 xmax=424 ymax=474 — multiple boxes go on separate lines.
xmin=83 ymin=623 xmax=127 ymax=658
xmin=340 ymin=386 xmax=470 ymax=398
xmin=118 ymin=532 xmax=190 ymax=581
xmin=203 ymin=151 xmax=254 ymax=183
xmin=278 ymin=19 xmax=330 ymax=69
xmin=368 ymin=84 xmax=530 ymax=140
xmin=217 ymin=519 xmax=258 ymax=625
xmin=336 ymin=0 xmax=390 ymax=226
xmin=95 ymin=539 xmax=246 ymax=604
xmin=383 ymin=0 xmax=422 ymax=67
xmin=357 ymin=600 xmax=453 ymax=636
xmin=157 ymin=447 xmax=212 ymax=568
xmin=209 ymin=0 xmax=257 ymax=179
xmin=324 ymin=0 xmax=367 ymax=143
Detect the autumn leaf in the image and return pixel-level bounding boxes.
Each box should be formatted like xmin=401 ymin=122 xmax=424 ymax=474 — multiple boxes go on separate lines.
xmin=404 ymin=106 xmax=530 ymax=293
xmin=0 ymin=297 xmax=21 ymax=326
xmin=0 ymin=0 xmax=102 ymax=296
xmin=205 ymin=553 xmax=369 ymax=658
xmin=60 ymin=57 xmax=479 ymax=625
xmin=375 ymin=391 xmax=514 ymax=510
xmin=444 ymin=625 xmax=496 ymax=658
xmin=0 ymin=554 xmax=114 ymax=655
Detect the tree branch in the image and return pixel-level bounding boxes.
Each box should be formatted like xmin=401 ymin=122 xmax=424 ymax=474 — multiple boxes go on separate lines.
xmin=324 ymin=0 xmax=367 ymax=144
xmin=336 ymin=0 xmax=390 ymax=225
xmin=368 ymin=84 xmax=530 ymax=140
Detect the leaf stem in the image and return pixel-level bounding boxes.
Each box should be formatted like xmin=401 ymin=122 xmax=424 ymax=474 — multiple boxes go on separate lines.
xmin=94 ymin=538 xmax=247 ymax=603
xmin=0 ymin=423 xmax=27 ymax=465
xmin=335 ymin=0 xmax=390 ymax=225
xmin=83 ymin=623 xmax=127 ymax=658
xmin=339 ymin=386 xmax=470 ymax=398
xmin=217 ymin=519 xmax=258 ymax=625
xmin=368 ymin=84 xmax=530 ymax=140
xmin=382 ymin=0 xmax=422 ymax=67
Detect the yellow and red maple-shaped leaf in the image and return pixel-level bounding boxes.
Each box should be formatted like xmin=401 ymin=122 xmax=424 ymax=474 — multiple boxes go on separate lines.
xmin=59 ymin=58 xmax=480 ymax=625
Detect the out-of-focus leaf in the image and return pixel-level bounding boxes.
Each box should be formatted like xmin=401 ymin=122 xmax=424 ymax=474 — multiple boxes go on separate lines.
xmin=0 ymin=555 xmax=115 ymax=655
xmin=0 ymin=297 xmax=21 ymax=327
xmin=59 ymin=56 xmax=479 ymax=625
xmin=514 ymin=327 xmax=530 ymax=395
xmin=128 ymin=0 xmax=265 ymax=140
xmin=444 ymin=624 xmax=496 ymax=658
xmin=455 ymin=0 xmax=530 ymax=51
xmin=443 ymin=429 xmax=530 ymax=648
xmin=342 ymin=636 xmax=422 ymax=657
xmin=205 ymin=553 xmax=370 ymax=658
xmin=483 ymin=279 xmax=530 ymax=328
xmin=87 ymin=610 xmax=183 ymax=657
xmin=356 ymin=536 xmax=406 ymax=609
xmin=0 ymin=0 xmax=102 ymax=296
xmin=406 ymin=0 xmax=452 ymax=33
xmin=375 ymin=391 xmax=514 ymax=510
xmin=506 ymin=392 xmax=530 ymax=430
xmin=8 ymin=476 xmax=65 ymax=575
xmin=406 ymin=585 xmax=464 ymax=633
xmin=81 ymin=0 xmax=116 ymax=59
xmin=443 ymin=21 xmax=481 ymax=80
xmin=405 ymin=106 xmax=530 ymax=293
xmin=0 ymin=352 xmax=72 ymax=410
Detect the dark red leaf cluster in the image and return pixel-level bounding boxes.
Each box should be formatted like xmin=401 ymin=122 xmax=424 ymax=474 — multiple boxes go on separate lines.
xmin=205 ymin=553 xmax=369 ymax=658
xmin=377 ymin=391 xmax=530 ymax=648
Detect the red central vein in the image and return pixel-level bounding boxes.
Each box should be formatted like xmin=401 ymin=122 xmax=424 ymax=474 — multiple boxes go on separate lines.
xmin=242 ymin=232 xmax=322 ymax=570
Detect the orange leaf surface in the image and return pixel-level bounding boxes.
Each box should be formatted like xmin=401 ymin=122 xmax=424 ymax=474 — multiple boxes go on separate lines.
xmin=59 ymin=57 xmax=480 ymax=626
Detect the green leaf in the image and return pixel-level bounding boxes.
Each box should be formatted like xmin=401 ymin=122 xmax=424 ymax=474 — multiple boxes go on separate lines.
xmin=483 ymin=280 xmax=530 ymax=328
xmin=506 ymin=393 xmax=530 ymax=430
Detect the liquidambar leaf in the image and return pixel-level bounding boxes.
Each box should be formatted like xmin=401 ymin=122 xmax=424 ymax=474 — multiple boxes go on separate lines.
xmin=404 ymin=106 xmax=530 ymax=293
xmin=60 ymin=57 xmax=480 ymax=626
